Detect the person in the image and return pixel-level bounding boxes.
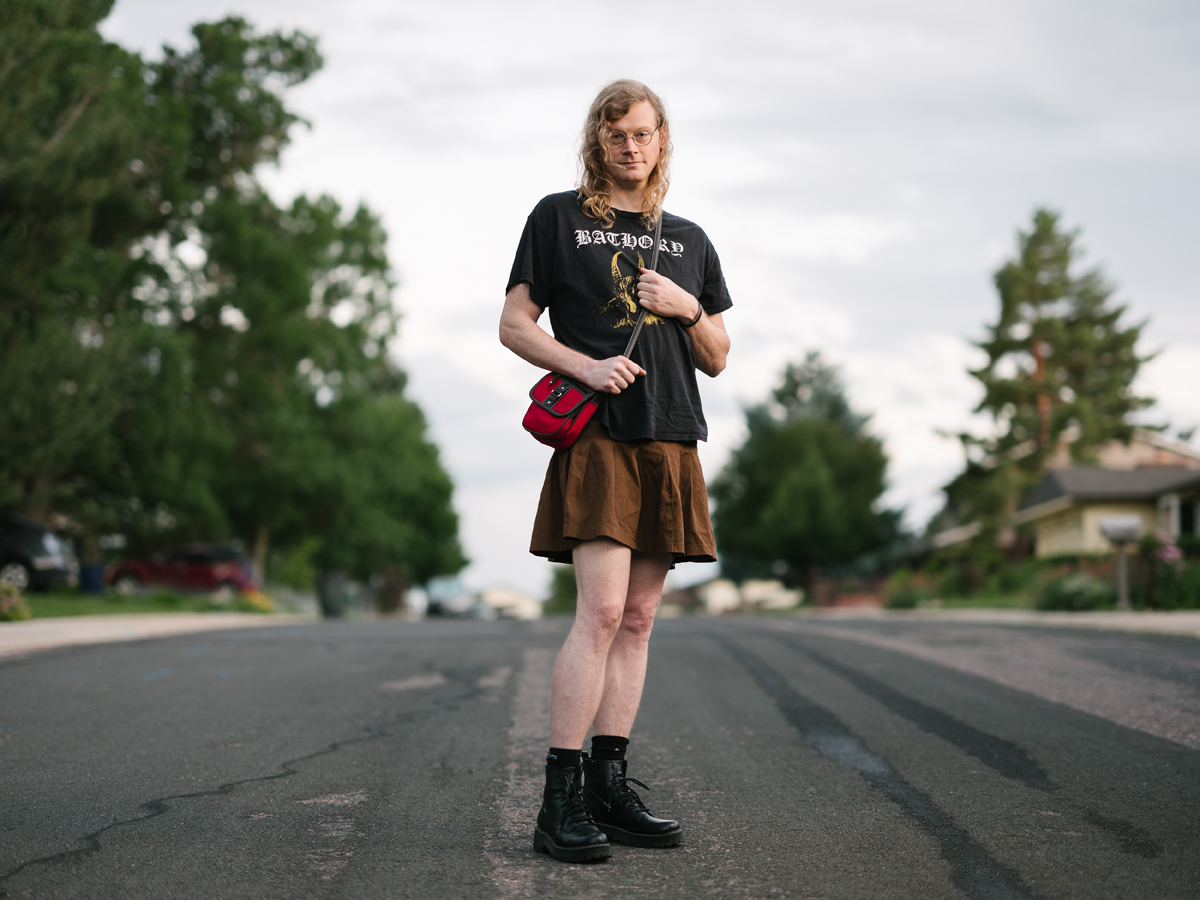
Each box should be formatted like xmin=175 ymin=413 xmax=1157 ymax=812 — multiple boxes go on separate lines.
xmin=499 ymin=79 xmax=732 ymax=863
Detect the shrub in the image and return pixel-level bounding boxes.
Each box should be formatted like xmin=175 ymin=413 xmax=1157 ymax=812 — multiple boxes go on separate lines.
xmin=544 ymin=565 xmax=577 ymax=615
xmin=885 ymin=568 xmax=930 ymax=609
xmin=1176 ymin=534 xmax=1200 ymax=561
xmin=886 ymin=586 xmax=922 ymax=609
xmin=1036 ymin=574 xmax=1115 ymax=611
xmin=932 ymin=566 xmax=970 ymax=599
xmin=988 ymin=560 xmax=1043 ymax=597
xmin=0 ymin=582 xmax=32 ymax=621
xmin=234 ymin=589 xmax=275 ymax=613
xmin=1138 ymin=562 xmax=1200 ymax=610
xmin=269 ymin=538 xmax=319 ymax=591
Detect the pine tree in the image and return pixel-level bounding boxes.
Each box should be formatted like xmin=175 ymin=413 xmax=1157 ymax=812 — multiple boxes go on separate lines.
xmin=945 ymin=208 xmax=1154 ymax=546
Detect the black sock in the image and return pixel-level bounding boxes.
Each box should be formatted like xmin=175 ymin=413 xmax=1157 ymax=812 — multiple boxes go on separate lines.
xmin=546 ymin=747 xmax=583 ymax=768
xmin=590 ymin=735 xmax=629 ymax=761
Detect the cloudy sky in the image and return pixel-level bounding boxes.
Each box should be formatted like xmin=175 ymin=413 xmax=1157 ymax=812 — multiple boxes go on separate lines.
xmin=102 ymin=0 xmax=1200 ymax=597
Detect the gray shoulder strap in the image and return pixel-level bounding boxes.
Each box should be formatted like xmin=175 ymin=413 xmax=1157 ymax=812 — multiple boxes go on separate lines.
xmin=621 ymin=215 xmax=663 ymax=358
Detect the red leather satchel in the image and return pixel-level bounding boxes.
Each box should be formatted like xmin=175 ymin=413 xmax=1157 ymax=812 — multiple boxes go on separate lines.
xmin=522 ymin=373 xmax=600 ymax=448
xmin=522 ymin=218 xmax=662 ymax=450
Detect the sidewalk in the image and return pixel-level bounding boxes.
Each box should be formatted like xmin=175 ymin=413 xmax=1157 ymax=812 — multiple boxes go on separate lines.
xmin=798 ymin=606 xmax=1200 ymax=638
xmin=3 ymin=607 xmax=1197 ymax=661
xmin=0 ymin=613 xmax=316 ymax=660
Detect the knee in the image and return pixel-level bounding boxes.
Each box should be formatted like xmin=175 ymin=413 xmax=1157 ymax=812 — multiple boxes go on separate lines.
xmin=619 ymin=604 xmax=656 ymax=641
xmin=578 ymin=599 xmax=625 ymax=641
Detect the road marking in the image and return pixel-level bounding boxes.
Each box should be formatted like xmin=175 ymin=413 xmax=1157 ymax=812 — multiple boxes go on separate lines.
xmin=298 ymin=790 xmax=369 ymax=807
xmin=478 ymin=665 xmax=513 ymax=689
xmin=378 ymin=673 xmax=446 ymax=691
xmin=486 ymin=647 xmax=553 ymax=897
xmin=305 ymin=827 xmax=355 ymax=881
xmin=139 ymin=668 xmax=173 ymax=681
xmin=299 ymin=799 xmax=365 ymax=880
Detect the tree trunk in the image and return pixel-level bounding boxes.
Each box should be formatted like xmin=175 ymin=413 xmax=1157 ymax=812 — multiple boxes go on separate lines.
xmin=25 ymin=472 xmax=54 ymax=522
xmin=376 ymin=567 xmax=408 ymax=615
xmin=252 ymin=523 xmax=269 ymax=588
xmin=1032 ymin=339 xmax=1051 ymax=455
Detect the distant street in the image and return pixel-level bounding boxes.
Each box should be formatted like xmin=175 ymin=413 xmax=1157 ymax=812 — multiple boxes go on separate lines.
xmin=2 ymin=616 xmax=1198 ymax=899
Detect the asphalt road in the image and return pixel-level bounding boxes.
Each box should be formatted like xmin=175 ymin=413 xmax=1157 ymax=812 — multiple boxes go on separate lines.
xmin=2 ymin=616 xmax=1198 ymax=899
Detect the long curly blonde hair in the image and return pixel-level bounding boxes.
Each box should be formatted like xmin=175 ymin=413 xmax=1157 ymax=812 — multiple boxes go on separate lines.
xmin=578 ymin=80 xmax=672 ymax=229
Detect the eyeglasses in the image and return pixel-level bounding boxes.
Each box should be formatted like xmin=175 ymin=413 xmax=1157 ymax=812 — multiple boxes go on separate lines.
xmin=607 ymin=126 xmax=660 ymax=148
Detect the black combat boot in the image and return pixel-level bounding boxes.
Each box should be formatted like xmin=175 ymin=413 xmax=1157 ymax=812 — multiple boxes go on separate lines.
xmin=583 ymin=756 xmax=683 ymax=847
xmin=533 ymin=763 xmax=612 ymax=862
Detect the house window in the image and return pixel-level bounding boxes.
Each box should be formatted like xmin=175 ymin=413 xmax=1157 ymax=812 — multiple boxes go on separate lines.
xmin=1182 ymin=500 xmax=1196 ymax=536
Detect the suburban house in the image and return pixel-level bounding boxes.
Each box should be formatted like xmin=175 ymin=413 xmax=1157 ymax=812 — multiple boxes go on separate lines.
xmin=1013 ymin=430 xmax=1200 ymax=558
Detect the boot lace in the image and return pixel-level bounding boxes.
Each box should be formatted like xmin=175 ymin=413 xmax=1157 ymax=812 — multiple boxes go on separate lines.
xmin=565 ymin=768 xmax=599 ymax=827
xmin=613 ymin=775 xmax=652 ymax=813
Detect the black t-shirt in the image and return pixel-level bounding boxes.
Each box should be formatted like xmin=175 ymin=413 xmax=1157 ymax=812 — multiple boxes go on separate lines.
xmin=507 ymin=191 xmax=733 ymax=442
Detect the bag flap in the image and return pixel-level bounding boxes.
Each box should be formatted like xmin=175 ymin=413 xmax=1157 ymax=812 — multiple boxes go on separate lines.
xmin=529 ymin=373 xmax=595 ymax=417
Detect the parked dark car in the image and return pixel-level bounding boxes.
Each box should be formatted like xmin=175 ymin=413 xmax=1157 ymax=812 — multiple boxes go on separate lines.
xmin=0 ymin=511 xmax=78 ymax=592
xmin=106 ymin=544 xmax=255 ymax=595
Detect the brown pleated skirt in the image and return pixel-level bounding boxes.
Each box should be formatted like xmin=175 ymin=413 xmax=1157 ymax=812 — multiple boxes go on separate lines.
xmin=530 ymin=420 xmax=717 ymax=565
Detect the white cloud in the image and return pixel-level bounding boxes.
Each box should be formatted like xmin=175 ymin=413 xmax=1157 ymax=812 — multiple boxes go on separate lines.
xmin=102 ymin=0 xmax=1200 ymax=594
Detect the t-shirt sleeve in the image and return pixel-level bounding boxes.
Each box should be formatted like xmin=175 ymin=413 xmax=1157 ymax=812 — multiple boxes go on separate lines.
xmin=506 ymin=202 xmax=556 ymax=309
xmin=698 ymin=242 xmax=733 ymax=316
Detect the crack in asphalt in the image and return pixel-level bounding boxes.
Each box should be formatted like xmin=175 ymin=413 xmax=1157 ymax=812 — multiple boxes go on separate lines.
xmin=0 ymin=662 xmax=508 ymax=895
xmin=718 ymin=636 xmax=1045 ymax=900
xmin=0 ymin=725 xmax=398 ymax=895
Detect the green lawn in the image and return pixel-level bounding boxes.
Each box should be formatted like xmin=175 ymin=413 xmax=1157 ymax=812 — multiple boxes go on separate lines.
xmin=25 ymin=590 xmax=228 ymax=618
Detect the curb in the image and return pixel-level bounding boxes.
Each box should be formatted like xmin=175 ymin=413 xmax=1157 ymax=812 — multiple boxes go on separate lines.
xmin=0 ymin=613 xmax=317 ymax=660
xmin=792 ymin=607 xmax=1200 ymax=638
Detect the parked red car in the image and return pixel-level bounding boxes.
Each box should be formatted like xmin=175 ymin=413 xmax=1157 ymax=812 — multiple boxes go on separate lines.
xmin=106 ymin=544 xmax=256 ymax=595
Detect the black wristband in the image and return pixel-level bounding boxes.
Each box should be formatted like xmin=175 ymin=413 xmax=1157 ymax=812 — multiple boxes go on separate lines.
xmin=682 ymin=301 xmax=703 ymax=328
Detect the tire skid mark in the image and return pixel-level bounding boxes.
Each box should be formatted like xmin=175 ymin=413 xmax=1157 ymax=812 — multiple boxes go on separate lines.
xmin=791 ymin=620 xmax=1200 ymax=750
xmin=789 ymin=639 xmax=1052 ymax=789
xmin=378 ymin=672 xmax=447 ymax=691
xmin=775 ymin=633 xmax=1164 ymax=858
xmin=718 ymin=636 xmax=1044 ymax=900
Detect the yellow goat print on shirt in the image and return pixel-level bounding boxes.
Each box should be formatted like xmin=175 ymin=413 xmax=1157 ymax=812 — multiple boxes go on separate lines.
xmin=605 ymin=251 xmax=666 ymax=329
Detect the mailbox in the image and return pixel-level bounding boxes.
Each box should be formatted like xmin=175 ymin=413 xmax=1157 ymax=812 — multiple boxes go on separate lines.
xmin=1098 ymin=515 xmax=1143 ymax=544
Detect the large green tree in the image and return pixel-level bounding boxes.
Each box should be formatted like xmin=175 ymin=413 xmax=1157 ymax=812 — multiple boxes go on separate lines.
xmin=1 ymin=1 xmax=320 ymax=521
xmin=0 ymin=2 xmax=466 ymax=585
xmin=944 ymin=208 xmax=1154 ymax=546
xmin=710 ymin=352 xmax=899 ymax=593
xmin=0 ymin=0 xmax=138 ymax=517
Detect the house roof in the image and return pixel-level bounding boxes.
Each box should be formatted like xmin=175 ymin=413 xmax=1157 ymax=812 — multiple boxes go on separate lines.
xmin=1134 ymin=429 xmax=1200 ymax=464
xmin=1018 ymin=467 xmax=1200 ymax=512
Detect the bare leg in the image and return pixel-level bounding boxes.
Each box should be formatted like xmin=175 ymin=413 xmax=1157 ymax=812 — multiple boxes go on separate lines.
xmin=591 ymin=552 xmax=671 ymax=737
xmin=548 ymin=538 xmax=631 ymax=748
xmin=548 ymin=538 xmax=671 ymax=748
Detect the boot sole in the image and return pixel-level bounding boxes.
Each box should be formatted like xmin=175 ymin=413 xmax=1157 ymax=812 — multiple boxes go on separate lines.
xmin=596 ymin=823 xmax=683 ymax=848
xmin=533 ymin=828 xmax=612 ymax=862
